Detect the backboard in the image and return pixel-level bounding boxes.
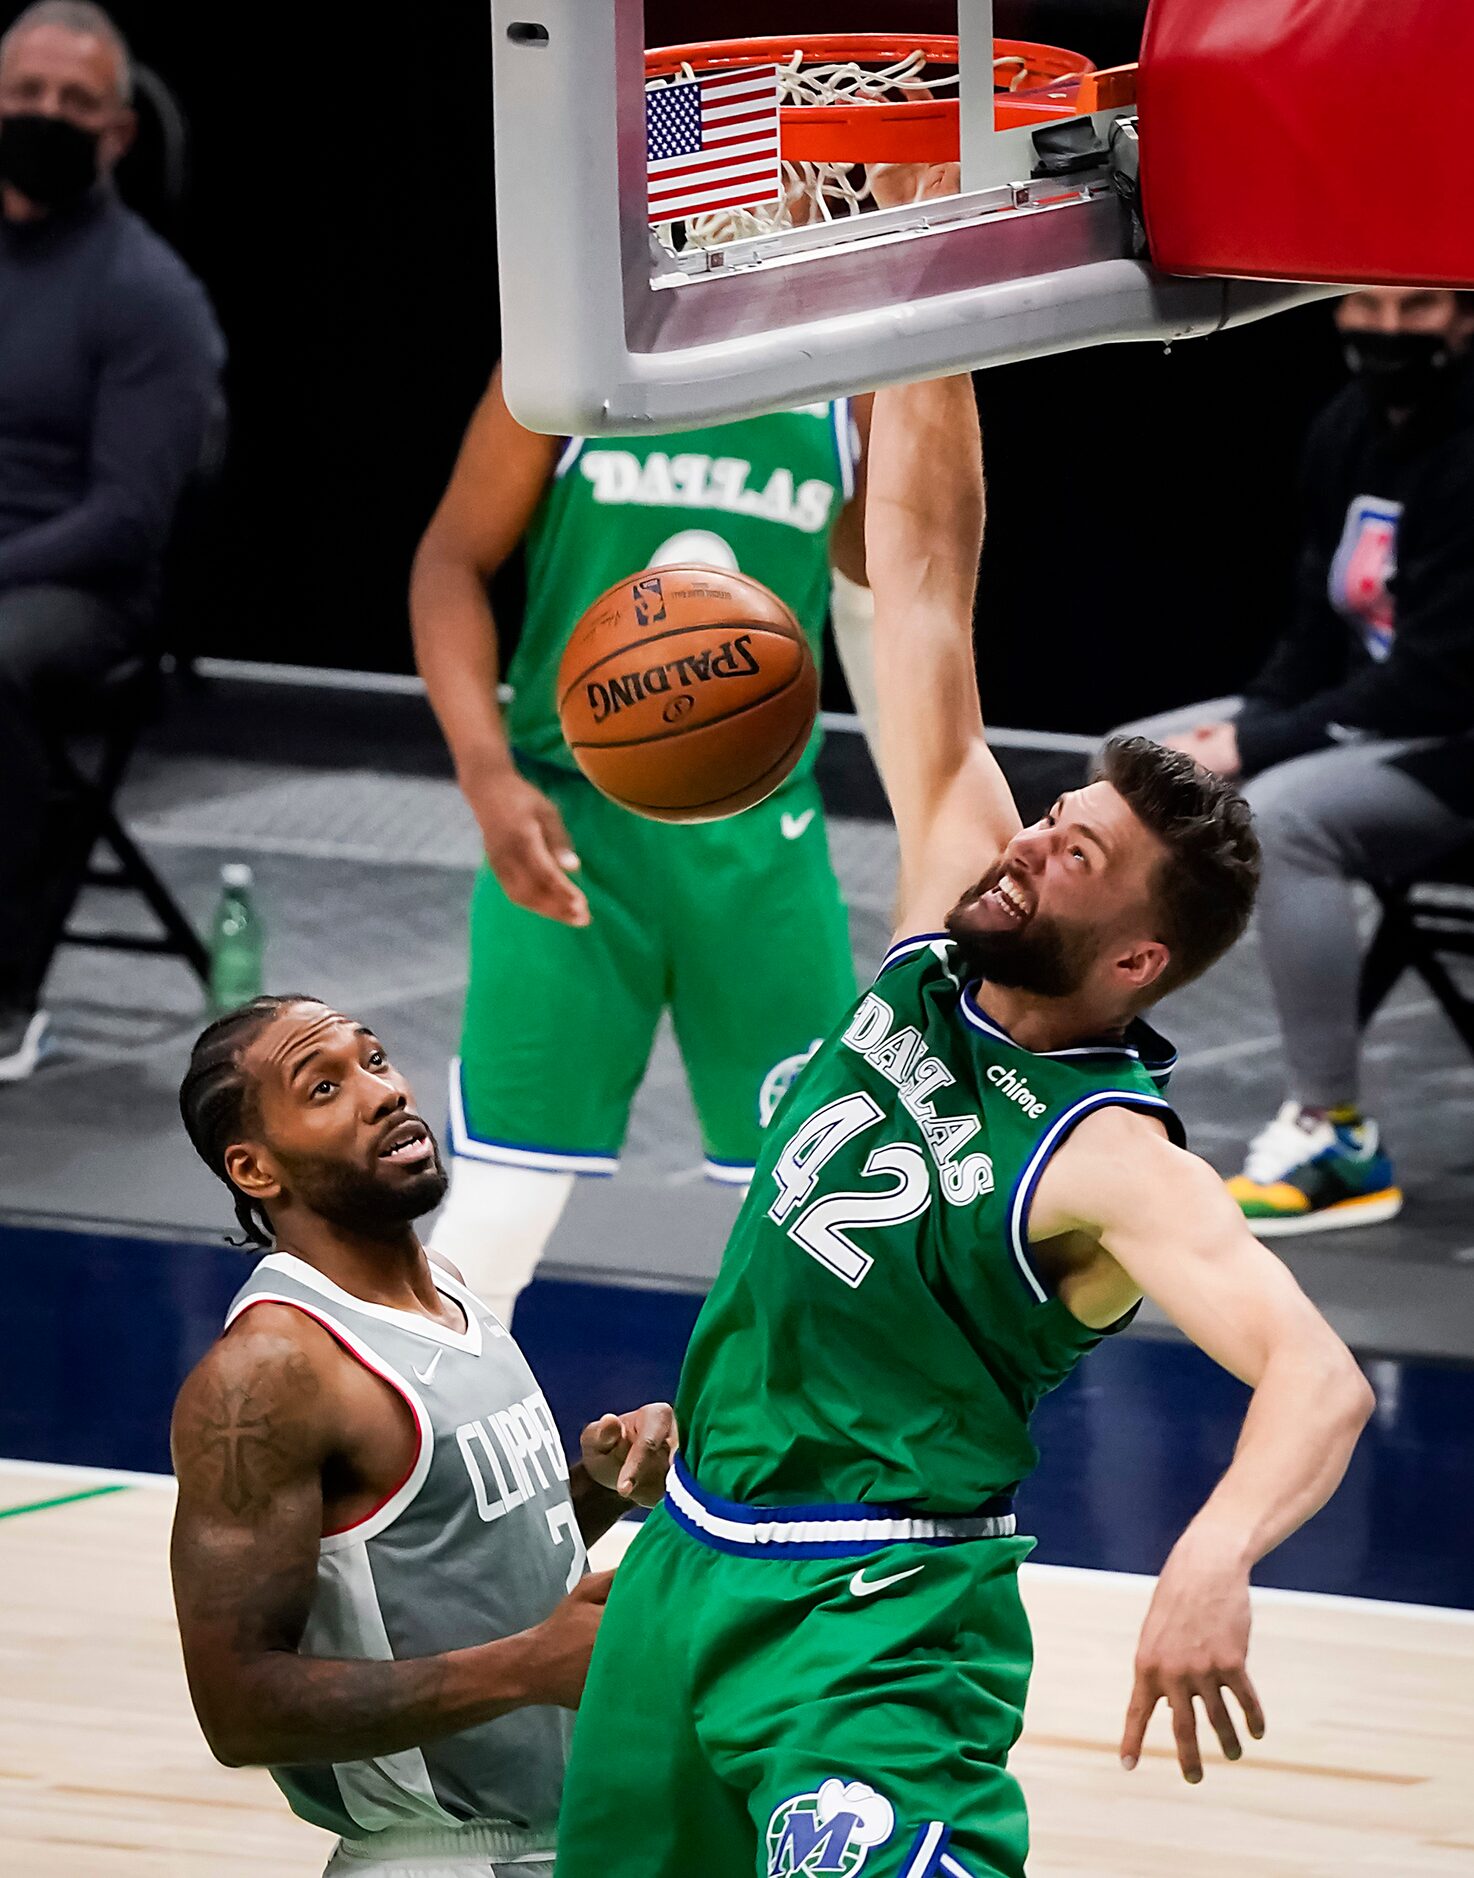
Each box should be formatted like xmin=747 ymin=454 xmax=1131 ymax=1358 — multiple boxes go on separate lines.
xmin=490 ymin=0 xmax=1330 ymax=435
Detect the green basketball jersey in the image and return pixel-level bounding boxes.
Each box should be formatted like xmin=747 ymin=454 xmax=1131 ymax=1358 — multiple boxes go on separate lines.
xmin=507 ymin=403 xmax=856 ymax=774
xmin=677 ymin=932 xmax=1185 ymax=1512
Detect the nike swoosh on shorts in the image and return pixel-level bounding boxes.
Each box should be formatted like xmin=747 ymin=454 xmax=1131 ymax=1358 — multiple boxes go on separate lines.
xmin=848 ymin=1564 xmax=925 ymax=1598
xmin=781 ymin=809 xmax=816 ymax=840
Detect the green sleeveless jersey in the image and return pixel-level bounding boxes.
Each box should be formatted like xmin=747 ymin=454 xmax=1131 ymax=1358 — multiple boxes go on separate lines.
xmin=678 ymin=933 xmax=1184 ymax=1513
xmin=507 ymin=402 xmax=856 ymax=775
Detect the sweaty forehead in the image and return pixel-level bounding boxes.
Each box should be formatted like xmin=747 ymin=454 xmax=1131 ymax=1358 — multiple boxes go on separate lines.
xmin=1080 ymin=779 xmax=1166 ymax=868
xmin=2 ymin=24 xmax=124 ymax=95
xmin=248 ymin=1003 xmax=355 ymax=1083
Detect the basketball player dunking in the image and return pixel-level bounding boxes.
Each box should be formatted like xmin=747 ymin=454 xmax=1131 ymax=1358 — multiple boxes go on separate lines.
xmin=168 ymin=997 xmax=674 ymax=1878
xmin=552 ymin=366 xmax=1375 ymax=1878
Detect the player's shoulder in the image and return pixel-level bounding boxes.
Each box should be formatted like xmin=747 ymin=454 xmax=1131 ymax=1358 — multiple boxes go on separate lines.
xmin=174 ymin=1299 xmax=344 ymax=1424
xmin=874 ymin=930 xmax=955 ymax=982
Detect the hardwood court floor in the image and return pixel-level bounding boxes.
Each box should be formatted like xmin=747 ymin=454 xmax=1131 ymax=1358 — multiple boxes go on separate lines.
xmin=3 ymin=1464 xmax=1471 ymax=1877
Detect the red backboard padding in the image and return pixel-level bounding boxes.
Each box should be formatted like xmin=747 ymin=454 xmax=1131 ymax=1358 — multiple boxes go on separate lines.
xmin=1138 ymin=0 xmax=1474 ymax=286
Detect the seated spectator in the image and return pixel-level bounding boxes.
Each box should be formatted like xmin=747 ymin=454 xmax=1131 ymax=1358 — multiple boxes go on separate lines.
xmin=1114 ymin=287 xmax=1474 ymax=1234
xmin=0 ymin=0 xmax=223 ymax=1082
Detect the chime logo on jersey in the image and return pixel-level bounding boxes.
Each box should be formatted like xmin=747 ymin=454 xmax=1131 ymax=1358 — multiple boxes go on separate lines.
xmin=759 ymin=1040 xmax=822 ymax=1128
xmin=766 ymin=1780 xmax=895 ymax=1877
xmin=1328 ymin=493 xmax=1401 ymax=662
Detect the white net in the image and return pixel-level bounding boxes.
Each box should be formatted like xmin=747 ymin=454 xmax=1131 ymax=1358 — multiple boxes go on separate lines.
xmin=650 ymin=48 xmax=1033 ymax=252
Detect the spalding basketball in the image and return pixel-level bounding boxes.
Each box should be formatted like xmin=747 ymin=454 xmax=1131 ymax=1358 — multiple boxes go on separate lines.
xmin=556 ymin=566 xmax=819 ymax=823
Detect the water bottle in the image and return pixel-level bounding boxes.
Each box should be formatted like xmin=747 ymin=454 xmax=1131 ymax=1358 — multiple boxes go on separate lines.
xmin=209 ymin=862 xmax=264 ymax=1014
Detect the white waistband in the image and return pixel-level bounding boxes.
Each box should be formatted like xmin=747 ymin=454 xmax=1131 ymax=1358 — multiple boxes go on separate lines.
xmin=667 ymin=1457 xmax=1017 ymax=1554
xmin=331 ymin=1821 xmax=554 ymax=1866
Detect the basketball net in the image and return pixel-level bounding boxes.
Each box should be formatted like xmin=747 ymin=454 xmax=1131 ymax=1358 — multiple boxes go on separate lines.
xmin=650 ymin=49 xmax=1032 ymax=252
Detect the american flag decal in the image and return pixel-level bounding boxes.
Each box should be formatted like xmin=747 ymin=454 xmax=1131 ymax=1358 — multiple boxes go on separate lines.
xmin=645 ymin=65 xmax=782 ymax=225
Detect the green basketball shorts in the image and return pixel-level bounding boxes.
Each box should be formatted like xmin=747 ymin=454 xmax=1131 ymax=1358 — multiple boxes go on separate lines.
xmin=451 ymin=764 xmax=856 ymax=1183
xmin=554 ymin=1461 xmax=1036 ymax=1878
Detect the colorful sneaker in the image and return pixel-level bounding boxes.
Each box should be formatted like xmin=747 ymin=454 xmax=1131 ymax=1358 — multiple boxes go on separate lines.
xmin=1227 ymin=1101 xmax=1403 ymax=1236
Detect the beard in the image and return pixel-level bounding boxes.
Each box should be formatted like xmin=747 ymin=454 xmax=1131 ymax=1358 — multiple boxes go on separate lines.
xmin=282 ymin=1141 xmax=449 ymax=1237
xmin=945 ymin=863 xmax=1097 ymax=998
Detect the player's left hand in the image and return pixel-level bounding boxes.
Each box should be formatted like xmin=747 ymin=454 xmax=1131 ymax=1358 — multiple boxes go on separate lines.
xmin=1120 ymin=1534 xmax=1265 ymax=1782
xmin=580 ymin=1403 xmax=677 ymax=1507
xmin=1161 ymin=722 xmax=1241 ymax=778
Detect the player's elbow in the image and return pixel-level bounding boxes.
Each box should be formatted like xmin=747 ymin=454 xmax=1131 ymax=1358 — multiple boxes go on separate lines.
xmin=1281 ymin=1314 xmax=1375 ymax=1436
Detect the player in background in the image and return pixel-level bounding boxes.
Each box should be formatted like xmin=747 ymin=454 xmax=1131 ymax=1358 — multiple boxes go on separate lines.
xmin=169 ymin=996 xmax=674 ymax=1877
xmin=411 ymin=373 xmax=874 ymax=1323
xmin=553 ymin=361 xmax=1374 ymax=1878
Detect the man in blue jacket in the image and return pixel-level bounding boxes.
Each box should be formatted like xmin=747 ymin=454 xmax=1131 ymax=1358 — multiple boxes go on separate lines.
xmin=0 ymin=1 xmax=224 ymax=1079
xmin=1118 ymin=287 xmax=1474 ymax=1234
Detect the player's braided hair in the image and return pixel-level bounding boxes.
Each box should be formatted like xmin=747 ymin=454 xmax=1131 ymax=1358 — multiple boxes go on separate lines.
xmin=178 ymin=995 xmax=318 ymax=1250
xmin=1100 ymin=735 xmax=1262 ymax=998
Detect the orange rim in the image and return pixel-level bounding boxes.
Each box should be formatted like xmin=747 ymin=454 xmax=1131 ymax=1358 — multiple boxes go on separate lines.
xmin=644 ymin=34 xmax=1132 ymax=164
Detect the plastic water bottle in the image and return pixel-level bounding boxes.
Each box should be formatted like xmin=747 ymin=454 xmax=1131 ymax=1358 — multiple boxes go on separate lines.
xmin=209 ymin=863 xmax=264 ymax=1014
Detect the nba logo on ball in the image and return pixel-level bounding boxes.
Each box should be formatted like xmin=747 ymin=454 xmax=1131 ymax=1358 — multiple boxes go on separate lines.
xmin=766 ymin=1780 xmax=894 ymax=1877
xmin=632 ymin=574 xmax=666 ymax=626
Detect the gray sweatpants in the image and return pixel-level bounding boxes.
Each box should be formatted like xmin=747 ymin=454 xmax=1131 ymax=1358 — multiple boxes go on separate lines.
xmin=1110 ymin=699 xmax=1474 ymax=1108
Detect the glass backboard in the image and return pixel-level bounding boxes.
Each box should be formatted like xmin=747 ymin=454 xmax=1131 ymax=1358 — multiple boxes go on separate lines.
xmin=489 ymin=0 xmax=1330 ymax=434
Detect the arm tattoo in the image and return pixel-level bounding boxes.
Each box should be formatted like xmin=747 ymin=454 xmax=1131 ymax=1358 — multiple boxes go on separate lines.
xmin=184 ymin=1352 xmax=321 ymax=1518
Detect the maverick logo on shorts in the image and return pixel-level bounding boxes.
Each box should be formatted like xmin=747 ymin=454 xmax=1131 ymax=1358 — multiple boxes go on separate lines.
xmin=766 ymin=1779 xmax=895 ymax=1877
xmin=759 ymin=1039 xmax=822 ymax=1128
xmin=585 ymin=634 xmax=760 ymax=724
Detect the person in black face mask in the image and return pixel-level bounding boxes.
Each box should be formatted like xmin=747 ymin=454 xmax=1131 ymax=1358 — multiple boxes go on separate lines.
xmin=0 ymin=2 xmax=223 ymax=1080
xmin=0 ymin=0 xmax=133 ymax=213
xmin=1103 ymin=286 xmax=1474 ymax=1237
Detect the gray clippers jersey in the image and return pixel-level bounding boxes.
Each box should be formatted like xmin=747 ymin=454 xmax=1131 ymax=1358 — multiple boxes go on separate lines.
xmin=224 ymin=1251 xmax=587 ymax=1844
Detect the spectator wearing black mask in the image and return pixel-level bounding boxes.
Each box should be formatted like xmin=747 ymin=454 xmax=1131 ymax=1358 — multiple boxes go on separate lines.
xmin=1113 ymin=288 xmax=1474 ymax=1236
xmin=0 ymin=1 xmax=223 ymax=1080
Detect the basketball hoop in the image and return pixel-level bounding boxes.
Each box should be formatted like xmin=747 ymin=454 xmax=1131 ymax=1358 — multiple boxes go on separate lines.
xmin=645 ymin=34 xmax=1136 ymax=249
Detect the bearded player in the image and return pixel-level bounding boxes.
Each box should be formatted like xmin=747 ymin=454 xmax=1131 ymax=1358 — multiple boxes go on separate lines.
xmin=168 ymin=996 xmax=674 ymax=1876
xmin=553 ymin=368 xmax=1374 ymax=1878
xmin=411 ymin=372 xmax=873 ymax=1325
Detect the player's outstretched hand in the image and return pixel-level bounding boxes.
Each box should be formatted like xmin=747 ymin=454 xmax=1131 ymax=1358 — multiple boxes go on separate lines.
xmin=471 ymin=767 xmax=590 ymax=927
xmin=1120 ymin=1535 xmax=1265 ymax=1783
xmin=580 ymin=1403 xmax=677 ymax=1507
xmin=866 ymin=159 xmax=962 ymax=211
xmin=523 ymin=1570 xmax=614 ymax=1708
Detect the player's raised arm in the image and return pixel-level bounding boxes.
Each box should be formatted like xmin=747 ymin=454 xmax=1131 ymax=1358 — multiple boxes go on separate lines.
xmin=866 ymin=366 xmax=1022 ymax=938
xmin=410 ymin=367 xmax=589 ymax=927
xmin=170 ymin=1310 xmax=608 ymax=1768
xmin=1030 ymin=1110 xmax=1375 ymax=1782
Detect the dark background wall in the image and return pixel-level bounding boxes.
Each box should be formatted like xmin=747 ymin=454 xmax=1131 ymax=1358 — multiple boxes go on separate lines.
xmin=101 ymin=0 xmax=1345 ymax=728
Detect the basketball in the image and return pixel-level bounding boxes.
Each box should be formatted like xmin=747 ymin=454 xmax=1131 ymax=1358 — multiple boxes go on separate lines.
xmin=556 ymin=565 xmax=819 ymax=822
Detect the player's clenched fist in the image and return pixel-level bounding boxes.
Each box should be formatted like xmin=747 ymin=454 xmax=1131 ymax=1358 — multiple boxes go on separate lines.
xmin=520 ymin=1571 xmax=614 ymax=1709
xmin=580 ymin=1402 xmax=677 ymax=1507
xmin=471 ymin=764 xmax=590 ymax=928
xmin=1120 ymin=1536 xmax=1266 ymax=1782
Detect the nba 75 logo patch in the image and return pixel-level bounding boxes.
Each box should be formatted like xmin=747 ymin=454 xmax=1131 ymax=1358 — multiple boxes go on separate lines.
xmin=631 ymin=574 xmax=666 ymax=626
xmin=766 ymin=1779 xmax=895 ymax=1877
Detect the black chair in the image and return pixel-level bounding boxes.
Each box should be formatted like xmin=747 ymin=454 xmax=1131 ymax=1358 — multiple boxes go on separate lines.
xmin=36 ymin=656 xmax=211 ymax=991
xmin=26 ymin=63 xmax=224 ymax=1002
xmin=1358 ymin=841 xmax=1474 ymax=1055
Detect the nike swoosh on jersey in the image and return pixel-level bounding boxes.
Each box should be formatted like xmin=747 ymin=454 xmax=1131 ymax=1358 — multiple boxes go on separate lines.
xmin=412 ymin=1348 xmax=445 ymax=1386
xmin=848 ymin=1563 xmax=925 ymax=1598
xmin=781 ymin=809 xmax=816 ymax=840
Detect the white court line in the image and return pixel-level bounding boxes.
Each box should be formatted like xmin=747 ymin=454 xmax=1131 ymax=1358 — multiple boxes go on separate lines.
xmin=6 ymin=1459 xmax=1469 ymax=1624
xmin=1176 ymin=998 xmax=1435 ymax=1071
xmin=190 ymin=660 xmax=1098 ymax=756
xmin=0 ymin=1455 xmax=173 ymax=1491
